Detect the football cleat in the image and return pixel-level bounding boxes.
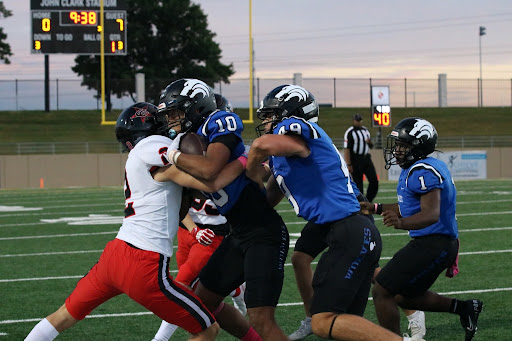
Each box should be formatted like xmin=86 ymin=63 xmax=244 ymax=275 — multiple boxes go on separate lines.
xmin=407 ymin=310 xmax=426 ymax=340
xmin=459 ymin=299 xmax=483 ymax=341
xmin=288 ymin=317 xmax=312 ymax=340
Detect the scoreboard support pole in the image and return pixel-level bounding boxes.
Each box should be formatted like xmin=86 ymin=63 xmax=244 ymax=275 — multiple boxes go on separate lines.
xmin=100 ymin=0 xmax=115 ymax=125
xmin=377 ymin=127 xmax=382 ymax=149
xmin=44 ymin=55 xmax=50 ymax=112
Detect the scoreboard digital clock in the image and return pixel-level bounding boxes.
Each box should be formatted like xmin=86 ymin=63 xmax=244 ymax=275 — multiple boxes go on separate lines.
xmin=372 ymin=105 xmax=391 ymax=127
xmin=30 ymin=0 xmax=127 ymax=55
xmin=370 ymin=85 xmax=391 ymax=128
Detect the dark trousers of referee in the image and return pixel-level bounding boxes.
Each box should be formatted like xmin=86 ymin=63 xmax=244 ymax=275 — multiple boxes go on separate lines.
xmin=351 ymin=154 xmax=379 ymax=202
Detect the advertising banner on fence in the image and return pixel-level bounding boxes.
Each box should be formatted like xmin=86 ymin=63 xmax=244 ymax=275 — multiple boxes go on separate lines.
xmin=387 ymin=150 xmax=487 ymax=181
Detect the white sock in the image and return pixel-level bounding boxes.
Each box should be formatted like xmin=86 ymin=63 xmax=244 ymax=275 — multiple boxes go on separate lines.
xmin=152 ymin=320 xmax=179 ymax=341
xmin=25 ymin=318 xmax=59 ymax=341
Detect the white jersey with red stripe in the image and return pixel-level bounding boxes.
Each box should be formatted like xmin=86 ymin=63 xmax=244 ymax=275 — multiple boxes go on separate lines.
xmin=188 ymin=198 xmax=227 ymax=226
xmin=116 ymin=135 xmax=182 ymax=257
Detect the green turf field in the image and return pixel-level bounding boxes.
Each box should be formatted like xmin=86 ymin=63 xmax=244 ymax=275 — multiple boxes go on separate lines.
xmin=1 ymin=180 xmax=512 ymax=340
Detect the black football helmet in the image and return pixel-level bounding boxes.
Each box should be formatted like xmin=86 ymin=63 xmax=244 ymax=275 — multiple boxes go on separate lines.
xmin=384 ymin=117 xmax=438 ymax=169
xmin=115 ymin=102 xmax=162 ymax=151
xmin=214 ymin=93 xmax=233 ymax=112
xmin=157 ymin=78 xmax=217 ymax=138
xmin=255 ymin=84 xmax=319 ymax=136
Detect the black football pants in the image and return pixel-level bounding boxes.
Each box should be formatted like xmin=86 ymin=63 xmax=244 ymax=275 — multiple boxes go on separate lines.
xmin=351 ymin=154 xmax=379 ymax=202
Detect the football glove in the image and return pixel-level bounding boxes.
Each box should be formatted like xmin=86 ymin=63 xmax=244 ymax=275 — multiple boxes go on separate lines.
xmin=191 ymin=227 xmax=215 ymax=246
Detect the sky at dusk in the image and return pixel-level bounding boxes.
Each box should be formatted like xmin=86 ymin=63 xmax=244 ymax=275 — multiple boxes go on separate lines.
xmin=1 ymin=0 xmax=511 ymax=82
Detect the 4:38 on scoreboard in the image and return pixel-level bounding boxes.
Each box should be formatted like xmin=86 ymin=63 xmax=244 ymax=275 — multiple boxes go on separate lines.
xmin=31 ymin=8 xmax=127 ymax=55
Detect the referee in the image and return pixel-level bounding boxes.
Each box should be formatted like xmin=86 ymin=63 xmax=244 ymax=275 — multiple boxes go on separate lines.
xmin=343 ymin=113 xmax=379 ymax=202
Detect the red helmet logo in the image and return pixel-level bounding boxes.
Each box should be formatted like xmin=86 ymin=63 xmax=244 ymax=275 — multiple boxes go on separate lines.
xmin=130 ymin=105 xmax=153 ymax=123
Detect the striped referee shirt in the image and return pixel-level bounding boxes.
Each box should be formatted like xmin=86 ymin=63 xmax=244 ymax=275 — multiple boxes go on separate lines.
xmin=344 ymin=126 xmax=372 ymax=156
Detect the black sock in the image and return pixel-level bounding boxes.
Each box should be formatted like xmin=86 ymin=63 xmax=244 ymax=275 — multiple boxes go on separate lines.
xmin=450 ymin=299 xmax=466 ymax=315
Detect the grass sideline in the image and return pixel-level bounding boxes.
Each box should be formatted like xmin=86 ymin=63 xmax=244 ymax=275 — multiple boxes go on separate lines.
xmin=1 ymin=107 xmax=511 ymax=142
xmin=1 ymin=180 xmax=512 ymax=340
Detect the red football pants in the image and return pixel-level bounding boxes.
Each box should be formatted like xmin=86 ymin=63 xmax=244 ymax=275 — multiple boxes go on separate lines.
xmin=65 ymin=238 xmax=215 ymax=334
xmin=175 ymin=227 xmax=225 ymax=286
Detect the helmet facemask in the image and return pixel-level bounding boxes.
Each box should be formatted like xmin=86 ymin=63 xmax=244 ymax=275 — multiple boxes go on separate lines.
xmin=385 ymin=137 xmax=429 ymax=169
xmin=156 ymin=105 xmax=187 ymax=140
xmin=384 ymin=138 xmax=414 ymax=169
xmin=385 ymin=117 xmax=438 ymax=169
xmin=158 ymin=79 xmax=217 ymax=137
xmin=255 ymin=107 xmax=285 ymax=136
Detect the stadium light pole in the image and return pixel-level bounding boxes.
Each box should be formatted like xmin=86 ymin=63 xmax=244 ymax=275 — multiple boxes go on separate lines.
xmin=479 ymin=26 xmax=486 ymax=107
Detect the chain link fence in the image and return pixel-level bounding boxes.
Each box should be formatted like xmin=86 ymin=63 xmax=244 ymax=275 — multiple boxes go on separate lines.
xmin=1 ymin=136 xmax=511 ymax=155
xmin=1 ymin=77 xmax=511 ymax=111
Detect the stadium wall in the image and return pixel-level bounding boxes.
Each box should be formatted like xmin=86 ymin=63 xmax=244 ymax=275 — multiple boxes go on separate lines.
xmin=0 ymin=148 xmax=511 ymax=189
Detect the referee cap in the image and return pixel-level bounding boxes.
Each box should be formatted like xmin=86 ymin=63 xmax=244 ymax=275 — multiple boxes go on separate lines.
xmin=352 ymin=113 xmax=363 ymax=121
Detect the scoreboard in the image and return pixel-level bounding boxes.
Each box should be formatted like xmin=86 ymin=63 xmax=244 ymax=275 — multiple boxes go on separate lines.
xmin=370 ymin=86 xmax=391 ymax=128
xmin=30 ymin=0 xmax=127 ymax=55
xmin=372 ymin=105 xmax=391 ymax=127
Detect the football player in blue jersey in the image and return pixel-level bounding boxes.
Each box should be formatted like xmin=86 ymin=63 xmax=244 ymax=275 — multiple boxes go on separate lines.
xmin=156 ymin=79 xmax=289 ymax=341
xmin=246 ymin=85 xmax=414 ymax=341
xmin=360 ymin=117 xmax=483 ymax=341
xmin=286 ymin=198 xmax=426 ymax=340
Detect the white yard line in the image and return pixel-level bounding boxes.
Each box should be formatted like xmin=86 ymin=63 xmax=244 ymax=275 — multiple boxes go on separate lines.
xmin=277 ymin=287 xmax=512 ymax=306
xmin=0 ymin=250 xmax=104 ymax=257
xmin=2 ymin=224 xmax=511 ymax=247
xmin=2 ymin=197 xmax=511 ymax=219
xmin=3 ymin=208 xmax=511 ymax=228
xmin=1 ymin=287 xmax=511 ymax=325
xmin=283 ymin=210 xmax=512 ymax=226
xmin=0 ymin=231 xmax=117 ymax=241
xmin=1 ymin=248 xmax=510 ymax=283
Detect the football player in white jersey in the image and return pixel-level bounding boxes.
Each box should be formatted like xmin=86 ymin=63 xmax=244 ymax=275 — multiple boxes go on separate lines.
xmin=25 ymin=102 xmax=248 ymax=341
